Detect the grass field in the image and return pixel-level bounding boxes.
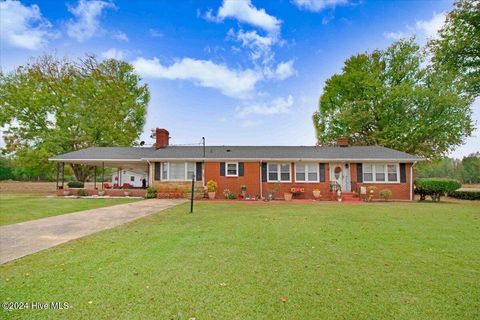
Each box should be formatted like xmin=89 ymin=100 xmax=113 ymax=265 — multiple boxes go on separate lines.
xmin=0 ymin=193 xmax=139 ymax=225
xmin=1 ymin=201 xmax=479 ymax=319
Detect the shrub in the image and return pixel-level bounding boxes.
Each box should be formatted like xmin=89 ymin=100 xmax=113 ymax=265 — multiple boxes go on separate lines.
xmin=379 ymin=189 xmax=392 ymax=201
xmin=448 ymin=190 xmax=480 ymax=200
xmin=206 ymin=180 xmax=218 ymax=192
xmin=145 ymin=187 xmax=157 ymax=199
xmin=122 ymin=183 xmax=132 ymax=189
xmin=77 ymin=189 xmax=87 ymax=197
xmin=223 ymin=189 xmax=236 ymax=199
xmin=67 ymin=181 xmax=84 ymax=188
xmin=414 ymin=178 xmax=461 ymax=202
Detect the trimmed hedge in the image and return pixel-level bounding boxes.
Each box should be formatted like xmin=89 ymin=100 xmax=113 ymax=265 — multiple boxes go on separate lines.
xmin=67 ymin=181 xmax=84 ymax=188
xmin=414 ymin=178 xmax=461 ymax=202
xmin=448 ymin=190 xmax=480 ymax=200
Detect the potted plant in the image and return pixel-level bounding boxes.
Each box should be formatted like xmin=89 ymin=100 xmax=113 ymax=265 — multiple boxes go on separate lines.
xmin=241 ymin=184 xmax=247 ymax=198
xmin=123 ymin=183 xmax=132 ymax=196
xmin=206 ymin=180 xmax=218 ymax=199
xmin=379 ymin=188 xmax=392 ymax=201
xmin=337 ymin=189 xmax=342 ymax=202
xmin=312 ymin=188 xmax=321 ymax=199
xmin=284 ymin=191 xmax=293 ymax=201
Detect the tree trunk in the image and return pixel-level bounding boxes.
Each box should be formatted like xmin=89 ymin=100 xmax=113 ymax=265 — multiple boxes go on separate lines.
xmin=70 ymin=164 xmax=94 ymax=182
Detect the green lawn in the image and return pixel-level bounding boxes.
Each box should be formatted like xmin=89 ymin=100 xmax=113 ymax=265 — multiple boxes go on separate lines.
xmin=1 ymin=201 xmax=479 ymax=319
xmin=0 ymin=193 xmax=139 ymax=225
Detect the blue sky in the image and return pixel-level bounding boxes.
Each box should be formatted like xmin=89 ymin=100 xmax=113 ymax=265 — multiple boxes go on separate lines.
xmin=1 ymin=0 xmax=478 ymax=157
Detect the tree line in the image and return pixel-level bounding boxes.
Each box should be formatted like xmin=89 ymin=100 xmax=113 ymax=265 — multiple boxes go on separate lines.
xmin=415 ymin=153 xmax=480 ymax=184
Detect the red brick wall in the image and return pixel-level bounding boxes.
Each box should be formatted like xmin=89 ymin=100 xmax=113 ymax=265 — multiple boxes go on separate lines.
xmin=204 ymin=162 xmax=261 ymax=199
xmin=351 ymin=163 xmax=413 ymax=200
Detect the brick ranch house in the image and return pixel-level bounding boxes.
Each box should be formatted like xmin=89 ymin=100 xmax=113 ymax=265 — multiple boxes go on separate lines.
xmin=50 ymin=128 xmax=423 ymax=200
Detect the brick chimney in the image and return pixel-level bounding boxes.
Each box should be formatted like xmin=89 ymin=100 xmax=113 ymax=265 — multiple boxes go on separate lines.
xmin=155 ymin=128 xmax=169 ymax=149
xmin=337 ymin=138 xmax=349 ymax=147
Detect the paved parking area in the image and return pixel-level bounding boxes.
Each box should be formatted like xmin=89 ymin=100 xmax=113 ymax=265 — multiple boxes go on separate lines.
xmin=0 ymin=199 xmax=186 ymax=264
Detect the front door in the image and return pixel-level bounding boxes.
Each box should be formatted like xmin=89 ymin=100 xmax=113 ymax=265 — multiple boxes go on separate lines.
xmin=330 ymin=163 xmax=343 ymax=191
xmin=330 ymin=163 xmax=351 ymax=192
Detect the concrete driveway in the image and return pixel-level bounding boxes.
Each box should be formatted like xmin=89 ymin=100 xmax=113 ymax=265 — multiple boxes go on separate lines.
xmin=0 ymin=199 xmax=186 ymax=264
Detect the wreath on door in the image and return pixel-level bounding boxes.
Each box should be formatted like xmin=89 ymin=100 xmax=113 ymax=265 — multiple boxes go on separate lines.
xmin=334 ymin=166 xmax=342 ymax=179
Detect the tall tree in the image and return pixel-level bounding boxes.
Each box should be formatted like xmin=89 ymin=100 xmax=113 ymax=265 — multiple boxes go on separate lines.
xmin=429 ymin=0 xmax=480 ymax=97
xmin=0 ymin=55 xmax=150 ymax=181
xmin=312 ymin=39 xmax=474 ymax=158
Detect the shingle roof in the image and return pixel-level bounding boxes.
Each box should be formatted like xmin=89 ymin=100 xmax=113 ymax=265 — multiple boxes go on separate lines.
xmin=50 ymin=145 xmax=423 ymax=162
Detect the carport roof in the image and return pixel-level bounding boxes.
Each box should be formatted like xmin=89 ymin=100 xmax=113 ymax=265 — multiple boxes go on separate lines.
xmin=49 ymin=145 xmax=423 ymax=162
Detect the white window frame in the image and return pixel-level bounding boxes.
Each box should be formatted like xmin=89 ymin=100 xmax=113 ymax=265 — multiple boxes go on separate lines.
xmin=362 ymin=163 xmax=400 ymax=183
xmin=225 ymin=162 xmax=239 ymax=177
xmin=295 ymin=163 xmax=319 ymax=183
xmin=161 ymin=162 xmax=196 ymax=181
xmin=267 ymin=163 xmax=291 ymax=183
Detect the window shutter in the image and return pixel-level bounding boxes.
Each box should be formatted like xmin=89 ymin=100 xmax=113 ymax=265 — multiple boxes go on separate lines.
xmin=154 ymin=162 xmax=161 ymax=181
xmin=357 ymin=163 xmax=363 ymax=182
xmin=319 ymin=163 xmax=325 ymax=182
xmin=400 ymin=163 xmax=406 ymax=183
xmin=238 ymin=162 xmax=244 ymax=176
xmin=196 ymin=162 xmax=202 ymax=181
xmin=220 ymin=162 xmax=225 ymax=176
xmin=261 ymin=163 xmax=267 ymax=182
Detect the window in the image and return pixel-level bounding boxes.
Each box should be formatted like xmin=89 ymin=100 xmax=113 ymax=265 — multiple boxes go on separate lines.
xmin=268 ymin=163 xmax=278 ymax=181
xmin=363 ymin=164 xmax=373 ymax=182
xmin=296 ymin=164 xmax=306 ymax=181
xmin=130 ymin=176 xmax=135 ymax=182
xmin=161 ymin=162 xmax=196 ymax=181
xmin=295 ymin=163 xmax=319 ymax=182
xmin=226 ymin=162 xmax=238 ymax=177
xmin=162 ymin=162 xmax=168 ymax=180
xmin=268 ymin=163 xmax=291 ymax=182
xmin=186 ymin=162 xmax=195 ymax=180
xmin=363 ymin=163 xmax=399 ymax=183
xmin=375 ymin=164 xmax=385 ymax=182
xmin=170 ymin=163 xmax=185 ymax=180
xmin=387 ymin=164 xmax=398 ymax=182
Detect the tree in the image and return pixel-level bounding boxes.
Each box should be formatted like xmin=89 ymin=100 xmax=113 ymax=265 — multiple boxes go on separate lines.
xmin=312 ymin=39 xmax=474 ymax=158
xmin=0 ymin=55 xmax=150 ymax=181
xmin=429 ymin=0 xmax=480 ymax=97
xmin=458 ymin=153 xmax=480 ymax=184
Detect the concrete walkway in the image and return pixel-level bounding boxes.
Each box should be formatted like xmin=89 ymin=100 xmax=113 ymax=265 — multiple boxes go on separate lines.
xmin=0 ymin=199 xmax=186 ymax=264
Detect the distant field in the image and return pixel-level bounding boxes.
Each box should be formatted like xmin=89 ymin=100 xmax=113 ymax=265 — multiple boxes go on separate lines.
xmin=0 ymin=181 xmax=97 ymax=194
xmin=460 ymin=184 xmax=480 ymax=191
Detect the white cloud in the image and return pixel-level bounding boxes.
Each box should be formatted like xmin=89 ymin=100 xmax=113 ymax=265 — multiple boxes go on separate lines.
xmin=0 ymin=0 xmax=56 ymax=50
xmin=112 ymin=30 xmax=128 ymax=41
xmin=383 ymin=31 xmax=410 ymax=41
xmin=415 ymin=11 xmax=446 ymax=39
xmin=384 ymin=11 xmax=446 ymax=42
xmin=66 ymin=0 xmax=115 ymax=42
xmin=273 ymin=60 xmax=296 ymax=80
xmin=149 ymin=28 xmax=163 ymax=37
xmin=229 ymin=29 xmax=277 ymax=63
xmin=292 ymin=0 xmax=349 ymax=12
xmin=101 ymin=48 xmax=127 ymax=60
xmin=210 ymin=0 xmax=281 ymax=34
xmin=235 ymin=95 xmax=294 ymax=118
xmin=132 ymin=57 xmax=263 ymax=99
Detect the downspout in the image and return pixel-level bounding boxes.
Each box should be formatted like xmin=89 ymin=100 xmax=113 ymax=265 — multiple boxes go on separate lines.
xmin=410 ymin=161 xmax=417 ymax=201
xmin=147 ymin=160 xmax=152 ymax=187
xmin=259 ymin=161 xmax=263 ymax=199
